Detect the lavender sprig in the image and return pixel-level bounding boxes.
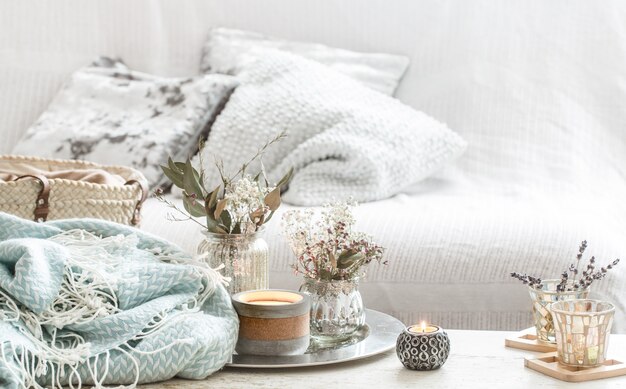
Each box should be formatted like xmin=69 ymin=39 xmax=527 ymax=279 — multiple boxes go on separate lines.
xmin=556 ymin=272 xmax=568 ymax=292
xmin=511 ymin=241 xmax=619 ymax=292
xmin=510 ymin=272 xmax=543 ymax=289
xmin=571 ymin=240 xmax=587 ymax=283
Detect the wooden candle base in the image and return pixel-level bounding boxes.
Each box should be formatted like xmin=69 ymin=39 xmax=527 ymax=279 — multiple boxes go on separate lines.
xmin=504 ymin=327 xmax=557 ymax=353
xmin=525 ymin=352 xmax=626 ymax=382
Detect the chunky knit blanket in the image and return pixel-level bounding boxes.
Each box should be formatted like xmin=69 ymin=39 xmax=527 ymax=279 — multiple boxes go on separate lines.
xmin=0 ymin=213 xmax=238 ymax=389
xmin=198 ymin=51 xmax=466 ymax=206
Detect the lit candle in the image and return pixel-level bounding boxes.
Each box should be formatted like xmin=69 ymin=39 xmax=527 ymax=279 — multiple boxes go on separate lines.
xmin=247 ymin=300 xmax=292 ymax=305
xmin=397 ymin=321 xmax=450 ymax=370
xmin=408 ymin=321 xmax=439 ymax=334
xmin=239 ymin=290 xmax=303 ymax=305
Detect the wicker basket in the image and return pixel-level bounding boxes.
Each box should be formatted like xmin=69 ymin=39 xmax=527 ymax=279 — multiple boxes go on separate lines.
xmin=0 ymin=155 xmax=148 ymax=226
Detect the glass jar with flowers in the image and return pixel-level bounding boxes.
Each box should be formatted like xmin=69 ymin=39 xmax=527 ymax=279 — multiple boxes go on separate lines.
xmin=156 ymin=132 xmax=293 ymax=294
xmin=282 ymin=201 xmax=387 ymax=344
xmin=511 ymin=240 xmax=619 ymax=343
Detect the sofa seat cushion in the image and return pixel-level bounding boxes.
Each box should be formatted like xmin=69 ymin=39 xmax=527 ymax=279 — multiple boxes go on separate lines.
xmin=141 ymin=176 xmax=626 ymax=332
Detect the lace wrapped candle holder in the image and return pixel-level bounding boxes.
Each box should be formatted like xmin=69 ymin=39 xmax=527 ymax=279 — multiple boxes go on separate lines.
xmin=550 ymin=299 xmax=615 ymax=368
xmin=528 ymin=280 xmax=589 ymax=343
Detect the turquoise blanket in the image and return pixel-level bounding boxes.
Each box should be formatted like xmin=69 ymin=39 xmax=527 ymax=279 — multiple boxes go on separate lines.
xmin=0 ymin=213 xmax=238 ymax=388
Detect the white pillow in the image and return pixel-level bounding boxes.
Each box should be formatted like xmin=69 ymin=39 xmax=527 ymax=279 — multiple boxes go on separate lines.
xmin=12 ymin=58 xmax=238 ymax=188
xmin=201 ymin=27 xmax=409 ymax=96
xmin=197 ymin=50 xmax=466 ymax=206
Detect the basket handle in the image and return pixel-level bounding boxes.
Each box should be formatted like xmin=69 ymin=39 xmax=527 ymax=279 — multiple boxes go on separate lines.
xmin=14 ymin=174 xmax=51 ymax=222
xmin=125 ymin=179 xmax=148 ymax=226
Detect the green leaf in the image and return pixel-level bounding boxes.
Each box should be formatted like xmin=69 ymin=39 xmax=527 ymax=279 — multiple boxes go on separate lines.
xmin=338 ymin=249 xmax=358 ymax=261
xmin=203 ymin=200 xmax=227 ymax=233
xmin=168 ymin=157 xmax=183 ymax=174
xmin=182 ymin=195 xmax=206 ymax=218
xmin=207 ymin=185 xmax=220 ymax=210
xmin=249 ymin=208 xmax=266 ymax=227
xmin=161 ymin=165 xmax=184 ymax=188
xmin=214 ymin=199 xmax=228 ymax=220
xmin=206 ymin=216 xmax=227 ymax=234
xmin=183 ymin=158 xmax=204 ymax=198
xmin=329 ymin=252 xmax=337 ymax=270
xmin=264 ymin=187 xmax=281 ymax=211
xmin=337 ymin=251 xmax=366 ymax=269
xmin=276 ymin=167 xmax=294 ymax=189
xmin=220 ymin=209 xmax=232 ymax=232
xmin=319 ymin=269 xmax=333 ymax=281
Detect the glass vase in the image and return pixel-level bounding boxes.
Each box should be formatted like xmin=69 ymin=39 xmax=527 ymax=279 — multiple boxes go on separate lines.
xmin=527 ymin=279 xmax=589 ymax=343
xmin=197 ymin=230 xmax=268 ymax=294
xmin=299 ymin=277 xmax=365 ymax=344
xmin=551 ymin=299 xmax=615 ymax=367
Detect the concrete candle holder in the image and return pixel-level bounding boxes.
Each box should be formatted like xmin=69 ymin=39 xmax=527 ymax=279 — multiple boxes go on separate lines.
xmin=231 ymin=289 xmax=311 ymax=356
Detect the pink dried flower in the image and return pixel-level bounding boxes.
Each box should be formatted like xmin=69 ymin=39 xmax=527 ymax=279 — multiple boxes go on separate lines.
xmin=281 ymin=200 xmax=386 ymax=281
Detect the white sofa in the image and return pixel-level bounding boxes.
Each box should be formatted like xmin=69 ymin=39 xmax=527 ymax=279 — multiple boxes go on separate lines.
xmin=1 ymin=0 xmax=625 ymax=332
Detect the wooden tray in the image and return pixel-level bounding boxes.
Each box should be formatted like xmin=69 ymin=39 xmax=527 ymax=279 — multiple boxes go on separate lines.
xmin=525 ymin=352 xmax=626 ymax=382
xmin=505 ymin=327 xmax=557 ymax=353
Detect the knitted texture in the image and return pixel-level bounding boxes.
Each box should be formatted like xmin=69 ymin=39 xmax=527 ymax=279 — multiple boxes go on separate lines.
xmin=198 ymin=50 xmax=466 ymax=206
xmin=0 ymin=213 xmax=238 ymax=388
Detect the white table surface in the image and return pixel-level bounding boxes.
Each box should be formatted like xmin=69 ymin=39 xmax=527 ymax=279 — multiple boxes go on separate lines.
xmin=141 ymin=330 xmax=626 ymax=388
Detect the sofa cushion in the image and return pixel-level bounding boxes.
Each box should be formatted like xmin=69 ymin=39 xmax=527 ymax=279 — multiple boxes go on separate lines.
xmin=201 ymin=27 xmax=409 ymax=96
xmin=12 ymin=58 xmax=238 ymax=188
xmin=196 ymin=50 xmax=466 ymax=205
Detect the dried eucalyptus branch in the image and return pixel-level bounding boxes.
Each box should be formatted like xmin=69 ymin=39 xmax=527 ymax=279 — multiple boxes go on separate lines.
xmin=154 ymin=188 xmax=206 ymax=229
xmin=157 ymin=131 xmax=293 ymax=234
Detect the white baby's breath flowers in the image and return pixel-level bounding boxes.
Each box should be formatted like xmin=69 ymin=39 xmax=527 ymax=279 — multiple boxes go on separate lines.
xmin=224 ymin=176 xmax=274 ymax=234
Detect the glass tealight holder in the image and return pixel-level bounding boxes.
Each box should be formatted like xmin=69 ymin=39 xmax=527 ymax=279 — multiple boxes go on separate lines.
xmin=527 ymin=279 xmax=589 ymax=343
xmin=550 ymin=299 xmax=615 ymax=368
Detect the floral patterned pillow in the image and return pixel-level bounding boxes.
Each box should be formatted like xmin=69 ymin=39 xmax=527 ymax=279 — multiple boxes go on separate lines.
xmin=12 ymin=57 xmax=238 ymax=188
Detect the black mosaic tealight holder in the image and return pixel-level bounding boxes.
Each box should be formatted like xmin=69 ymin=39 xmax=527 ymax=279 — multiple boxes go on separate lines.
xmin=396 ymin=323 xmax=450 ymax=370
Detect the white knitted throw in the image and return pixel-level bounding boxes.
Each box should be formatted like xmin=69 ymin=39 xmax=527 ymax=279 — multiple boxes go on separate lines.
xmin=198 ymin=50 xmax=467 ymax=206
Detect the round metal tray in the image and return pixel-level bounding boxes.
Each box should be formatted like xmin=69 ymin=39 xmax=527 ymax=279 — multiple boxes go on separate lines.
xmin=228 ymin=309 xmax=404 ymax=368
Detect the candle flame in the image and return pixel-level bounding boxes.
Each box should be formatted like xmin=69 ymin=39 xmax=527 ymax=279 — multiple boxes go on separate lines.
xmin=421 ymin=321 xmax=426 ymax=332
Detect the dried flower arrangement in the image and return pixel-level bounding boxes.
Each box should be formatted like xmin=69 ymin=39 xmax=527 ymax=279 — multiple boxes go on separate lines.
xmin=281 ymin=200 xmax=387 ymax=281
xmin=155 ymin=131 xmax=293 ymax=235
xmin=511 ymin=240 xmax=620 ymax=291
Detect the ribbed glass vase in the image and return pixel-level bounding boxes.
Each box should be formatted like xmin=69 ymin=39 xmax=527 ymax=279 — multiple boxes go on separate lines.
xmin=299 ymin=277 xmax=365 ymax=344
xmin=197 ymin=230 xmax=268 ymax=294
xmin=528 ymin=279 xmax=589 ymax=343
